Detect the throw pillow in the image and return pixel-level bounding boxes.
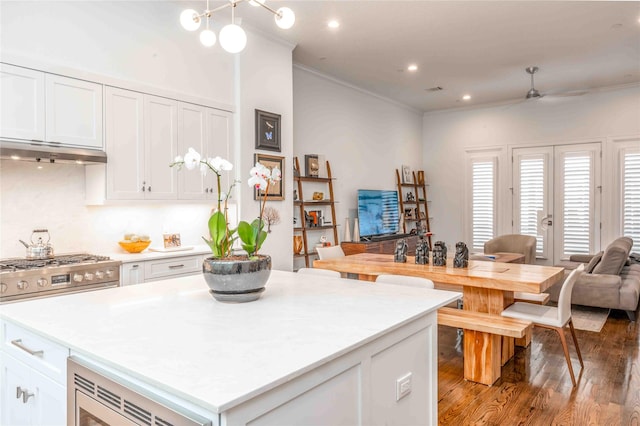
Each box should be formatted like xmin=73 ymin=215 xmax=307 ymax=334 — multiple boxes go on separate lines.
xmin=592 ymin=237 xmax=633 ymax=275
xmin=585 ymin=251 xmax=603 ymax=273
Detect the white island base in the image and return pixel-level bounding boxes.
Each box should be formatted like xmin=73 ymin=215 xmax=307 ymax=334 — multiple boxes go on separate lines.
xmin=1 ymin=270 xmax=460 ymax=426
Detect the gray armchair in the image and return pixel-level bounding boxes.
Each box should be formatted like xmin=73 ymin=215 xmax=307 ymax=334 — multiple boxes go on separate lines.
xmin=484 ymin=234 xmax=537 ymax=264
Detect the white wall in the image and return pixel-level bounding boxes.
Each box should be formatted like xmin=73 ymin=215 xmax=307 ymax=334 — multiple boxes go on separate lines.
xmin=293 ymin=66 xmax=423 ymax=264
xmin=237 ymin=35 xmax=295 ymax=271
xmin=423 ymin=85 xmax=640 ymax=249
xmin=0 ymin=1 xmax=294 ymax=265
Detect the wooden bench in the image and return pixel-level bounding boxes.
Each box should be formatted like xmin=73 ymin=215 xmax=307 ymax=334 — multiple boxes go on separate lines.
xmin=437 ymin=307 xmax=532 ymax=339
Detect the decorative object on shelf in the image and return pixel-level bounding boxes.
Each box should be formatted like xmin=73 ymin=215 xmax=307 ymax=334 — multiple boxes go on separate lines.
xmin=406 ymin=192 xmax=415 ymax=202
xmin=163 ymin=233 xmax=181 ymax=248
xmin=432 ymin=241 xmax=447 ymax=266
xmin=253 ymin=153 xmax=284 ymax=200
xmin=394 ymin=239 xmax=408 ymax=263
xmin=293 ymin=189 xmax=298 ymax=200
xmin=170 ymin=147 xmax=281 ymax=302
xmin=293 ymin=235 xmax=303 ymax=255
xmin=404 ymin=208 xmax=414 ymax=219
xmin=417 ymin=170 xmax=425 ymax=185
xmin=262 ymin=206 xmax=280 ymax=233
xmin=453 ymin=241 xmax=469 ymax=268
xmin=415 ymin=236 xmax=429 ymax=265
xmin=305 ymin=154 xmax=319 ymax=177
xmin=179 ymin=0 xmax=295 ymax=53
xmin=344 ymin=218 xmax=352 ymax=242
xmin=353 ymin=217 xmax=360 ymax=242
xmin=304 ymin=210 xmax=313 ymax=228
xmin=255 ymin=109 xmax=281 ymax=152
xmin=402 ymin=164 xmax=412 ymax=183
xmin=312 ymin=191 xmax=324 ymax=200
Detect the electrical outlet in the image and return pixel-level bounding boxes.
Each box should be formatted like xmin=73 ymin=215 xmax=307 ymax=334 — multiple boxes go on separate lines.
xmin=396 ymin=372 xmax=412 ymax=401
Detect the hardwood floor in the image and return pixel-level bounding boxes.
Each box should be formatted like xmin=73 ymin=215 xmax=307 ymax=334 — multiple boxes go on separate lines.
xmin=438 ymin=309 xmax=640 ymax=425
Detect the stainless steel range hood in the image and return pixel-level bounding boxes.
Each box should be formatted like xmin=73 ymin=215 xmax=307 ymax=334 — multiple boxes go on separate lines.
xmin=0 ymin=140 xmax=107 ymax=164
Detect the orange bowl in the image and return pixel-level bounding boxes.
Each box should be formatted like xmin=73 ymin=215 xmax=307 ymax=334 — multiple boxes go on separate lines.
xmin=118 ymin=240 xmax=151 ymax=253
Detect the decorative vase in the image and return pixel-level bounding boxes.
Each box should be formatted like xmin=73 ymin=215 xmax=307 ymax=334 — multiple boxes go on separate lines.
xmin=202 ymin=255 xmax=272 ymax=303
xmin=343 ymin=218 xmax=352 ymax=242
xmin=353 ymin=218 xmax=360 ymax=242
xmin=293 ymin=236 xmax=303 ymax=254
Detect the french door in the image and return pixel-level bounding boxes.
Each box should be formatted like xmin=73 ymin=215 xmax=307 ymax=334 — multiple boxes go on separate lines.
xmin=513 ymin=143 xmax=601 ymax=265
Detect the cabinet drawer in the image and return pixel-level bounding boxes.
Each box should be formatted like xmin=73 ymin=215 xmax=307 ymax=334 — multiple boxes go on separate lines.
xmin=2 ymin=321 xmax=69 ymax=385
xmin=144 ymin=255 xmax=202 ymax=281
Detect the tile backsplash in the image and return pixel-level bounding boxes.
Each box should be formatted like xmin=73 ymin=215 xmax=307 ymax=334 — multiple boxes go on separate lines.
xmin=0 ymin=160 xmax=222 ymax=258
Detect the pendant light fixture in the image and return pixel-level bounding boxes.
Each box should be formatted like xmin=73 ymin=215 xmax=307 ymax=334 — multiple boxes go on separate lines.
xmin=180 ymin=0 xmax=295 ymax=54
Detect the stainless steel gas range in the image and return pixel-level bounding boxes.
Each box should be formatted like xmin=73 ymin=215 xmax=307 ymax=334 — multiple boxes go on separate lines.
xmin=0 ymin=254 xmax=121 ymax=303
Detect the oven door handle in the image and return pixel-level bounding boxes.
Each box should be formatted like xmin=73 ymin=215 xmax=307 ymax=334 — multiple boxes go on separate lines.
xmin=11 ymin=339 xmax=44 ymax=357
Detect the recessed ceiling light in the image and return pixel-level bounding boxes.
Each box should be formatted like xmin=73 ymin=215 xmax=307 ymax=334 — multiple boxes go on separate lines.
xmin=328 ymin=20 xmax=339 ymax=29
xmin=10 ymin=155 xmax=20 ymax=160
xmin=407 ymin=64 xmax=418 ymax=72
xmin=37 ymin=165 xmax=43 ymax=169
xmin=462 ymin=94 xmax=471 ymax=101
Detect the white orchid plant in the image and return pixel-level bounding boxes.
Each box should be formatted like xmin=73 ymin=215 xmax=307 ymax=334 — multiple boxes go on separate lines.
xmin=170 ymin=148 xmax=281 ymax=259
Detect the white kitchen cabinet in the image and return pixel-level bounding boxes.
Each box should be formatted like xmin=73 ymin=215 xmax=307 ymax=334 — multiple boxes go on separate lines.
xmin=0 ymin=64 xmax=45 ymax=142
xmin=120 ymin=261 xmax=145 ymax=286
xmin=177 ymin=103 xmax=233 ymax=201
xmin=45 ymin=74 xmax=103 ymax=149
xmin=0 ymin=320 xmax=68 ymax=426
xmin=0 ymin=64 xmax=103 ymax=150
xmin=120 ymin=254 xmax=204 ymax=286
xmin=102 ymin=87 xmax=177 ymax=201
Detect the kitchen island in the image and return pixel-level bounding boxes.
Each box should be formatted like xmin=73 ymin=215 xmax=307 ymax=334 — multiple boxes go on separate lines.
xmin=1 ymin=270 xmax=460 ymax=425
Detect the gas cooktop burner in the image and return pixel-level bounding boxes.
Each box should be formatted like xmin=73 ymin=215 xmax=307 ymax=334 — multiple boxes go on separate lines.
xmin=0 ymin=253 xmax=112 ymax=272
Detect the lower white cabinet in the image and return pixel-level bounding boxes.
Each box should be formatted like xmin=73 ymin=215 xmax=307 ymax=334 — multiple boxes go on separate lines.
xmin=120 ymin=254 xmax=204 ymax=286
xmin=0 ymin=321 xmax=68 ymax=426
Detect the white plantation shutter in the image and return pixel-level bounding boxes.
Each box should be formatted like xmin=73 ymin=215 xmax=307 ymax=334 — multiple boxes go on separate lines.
xmin=470 ymin=158 xmax=496 ymax=251
xmin=561 ymin=154 xmax=592 ymax=255
xmin=519 ymin=157 xmax=545 ymax=254
xmin=623 ymin=149 xmax=640 ymax=252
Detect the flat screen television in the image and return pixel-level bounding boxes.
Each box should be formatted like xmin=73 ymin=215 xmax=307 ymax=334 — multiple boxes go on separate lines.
xmin=357 ymin=189 xmax=400 ymax=238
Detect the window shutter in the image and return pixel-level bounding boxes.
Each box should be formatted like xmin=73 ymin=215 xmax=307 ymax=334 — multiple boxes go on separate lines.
xmin=471 ymin=159 xmax=496 ymax=251
xmin=623 ymin=150 xmax=640 ymax=252
xmin=518 ymin=157 xmax=545 ymax=253
xmin=561 ymin=153 xmax=592 ymax=255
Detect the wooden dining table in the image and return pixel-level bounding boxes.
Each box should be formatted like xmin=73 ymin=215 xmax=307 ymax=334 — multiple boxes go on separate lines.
xmin=313 ymin=253 xmax=565 ymax=385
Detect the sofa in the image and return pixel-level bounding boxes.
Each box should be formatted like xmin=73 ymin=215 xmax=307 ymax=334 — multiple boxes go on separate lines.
xmin=547 ymin=237 xmax=640 ymax=320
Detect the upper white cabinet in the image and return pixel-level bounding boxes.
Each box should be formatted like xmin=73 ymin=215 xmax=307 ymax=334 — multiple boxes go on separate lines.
xmin=45 ymin=74 xmax=103 ymax=148
xmin=0 ymin=64 xmax=103 ymax=149
xmin=104 ymin=87 xmax=177 ymax=200
xmin=0 ymin=64 xmax=45 ymax=141
xmin=177 ymin=103 xmax=233 ymax=200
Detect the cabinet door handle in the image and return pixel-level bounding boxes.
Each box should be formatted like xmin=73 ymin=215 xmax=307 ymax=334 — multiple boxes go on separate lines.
xmin=168 ymin=264 xmax=184 ymax=269
xmin=22 ymin=390 xmax=34 ymax=403
xmin=142 ymin=185 xmax=146 ymax=192
xmin=148 ymin=186 xmax=151 ymax=192
xmin=11 ymin=339 xmax=44 ymax=357
xmin=131 ymin=264 xmax=139 ymax=269
xmin=16 ymin=386 xmax=24 ymax=399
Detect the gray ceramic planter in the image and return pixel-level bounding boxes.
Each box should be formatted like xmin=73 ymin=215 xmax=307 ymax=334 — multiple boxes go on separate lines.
xmin=202 ymin=255 xmax=272 ymax=303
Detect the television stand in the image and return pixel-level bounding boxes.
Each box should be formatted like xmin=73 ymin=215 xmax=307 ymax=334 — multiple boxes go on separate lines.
xmin=369 ymin=233 xmax=410 ymax=242
xmin=342 ymin=234 xmax=419 ymax=256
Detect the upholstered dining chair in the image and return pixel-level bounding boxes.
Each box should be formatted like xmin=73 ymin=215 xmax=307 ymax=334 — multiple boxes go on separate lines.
xmin=501 ymin=264 xmax=585 ymax=386
xmin=296 ymin=268 xmax=341 ymax=278
xmin=316 ymin=245 xmax=346 ymax=260
xmin=484 ymin=234 xmax=537 ymax=264
xmin=375 ymin=274 xmax=435 ymax=289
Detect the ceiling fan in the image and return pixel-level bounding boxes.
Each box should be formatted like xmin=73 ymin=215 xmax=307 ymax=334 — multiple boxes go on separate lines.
xmin=524 ymin=66 xmax=588 ymax=101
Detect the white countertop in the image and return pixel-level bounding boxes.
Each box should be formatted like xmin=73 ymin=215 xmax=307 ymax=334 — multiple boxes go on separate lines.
xmin=0 ymin=270 xmax=460 ymax=414
xmin=107 ymin=244 xmax=211 ymax=263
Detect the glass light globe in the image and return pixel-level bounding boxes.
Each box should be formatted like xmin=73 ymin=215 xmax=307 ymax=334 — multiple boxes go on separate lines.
xmin=249 ymin=0 xmax=266 ymax=6
xmin=219 ymin=24 xmax=247 ymax=53
xmin=200 ymin=29 xmax=217 ymax=47
xmin=275 ymin=7 xmax=295 ymax=29
xmin=180 ymin=9 xmax=201 ymax=31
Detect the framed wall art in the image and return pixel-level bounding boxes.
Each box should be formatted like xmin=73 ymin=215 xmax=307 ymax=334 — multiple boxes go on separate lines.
xmin=255 ymin=109 xmax=281 ymax=152
xmin=305 ymin=154 xmax=319 ymax=177
xmin=402 ymin=164 xmax=412 ymax=184
xmin=253 ymin=153 xmax=284 ymax=201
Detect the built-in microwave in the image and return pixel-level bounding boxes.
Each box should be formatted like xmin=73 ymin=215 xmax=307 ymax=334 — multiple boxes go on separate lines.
xmin=67 ymin=357 xmax=211 ymax=426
